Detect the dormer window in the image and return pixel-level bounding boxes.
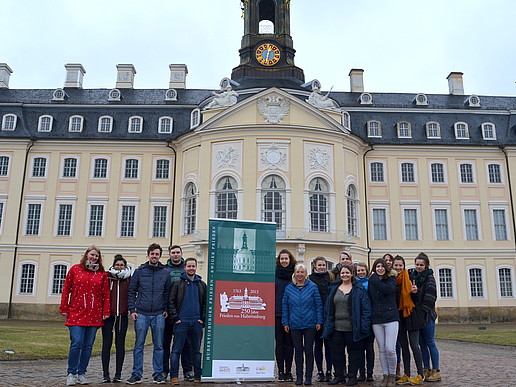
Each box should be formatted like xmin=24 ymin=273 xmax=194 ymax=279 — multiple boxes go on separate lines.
xmin=466 ymin=95 xmax=481 ymax=107
xmin=367 ymin=120 xmax=381 ymax=137
xmin=68 ymin=115 xmax=83 ymax=132
xmin=454 ymin=122 xmax=469 ymax=139
xmin=190 ymin=109 xmax=201 ymax=129
xmin=38 ymin=115 xmax=53 ymax=132
xmin=165 ymin=88 xmax=177 ymax=101
xmin=158 ymin=116 xmax=173 ymax=134
xmin=1 ymin=114 xmax=17 ymax=131
xmin=98 ymin=116 xmax=113 ymax=133
xmin=108 ymin=88 xmax=121 ymax=101
xmin=128 ymin=116 xmax=143 ymax=133
xmin=359 ymin=93 xmax=373 ymax=105
xmin=481 ymin=123 xmax=496 ymax=140
xmin=52 ymin=88 xmax=67 ymax=101
xmin=426 ymin=122 xmax=441 ymax=139
xmin=342 ymin=111 xmax=350 ymax=130
xmin=397 ymin=122 xmax=411 ymax=138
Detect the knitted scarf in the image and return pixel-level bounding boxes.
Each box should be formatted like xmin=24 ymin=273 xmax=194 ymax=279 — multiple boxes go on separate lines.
xmin=411 ymin=268 xmax=434 ymax=289
xmin=396 ymin=269 xmax=415 ymax=317
xmin=276 ymin=264 xmax=295 ymax=281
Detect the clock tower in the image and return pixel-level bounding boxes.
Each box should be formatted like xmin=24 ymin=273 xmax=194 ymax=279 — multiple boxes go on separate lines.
xmin=231 ymin=0 xmax=305 ymax=85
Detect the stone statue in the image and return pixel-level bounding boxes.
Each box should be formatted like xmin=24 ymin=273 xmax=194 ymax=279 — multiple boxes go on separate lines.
xmin=306 ymin=79 xmax=340 ymax=110
xmin=204 ymin=77 xmax=239 ymax=110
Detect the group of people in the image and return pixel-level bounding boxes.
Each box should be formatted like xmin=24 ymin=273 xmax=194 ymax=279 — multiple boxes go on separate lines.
xmin=276 ymin=250 xmax=441 ymax=386
xmin=59 ymin=244 xmax=206 ymax=385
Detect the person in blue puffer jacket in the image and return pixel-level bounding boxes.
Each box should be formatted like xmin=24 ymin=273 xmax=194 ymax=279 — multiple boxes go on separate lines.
xmin=282 ymin=263 xmax=323 ymax=386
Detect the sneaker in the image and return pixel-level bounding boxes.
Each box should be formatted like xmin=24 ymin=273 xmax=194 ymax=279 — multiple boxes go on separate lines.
xmin=357 ymin=374 xmax=366 ymax=382
xmin=396 ymin=374 xmax=410 ymax=384
xmin=77 ymin=374 xmax=89 ymax=385
xmin=285 ymin=373 xmax=294 ymax=382
xmin=67 ymin=374 xmax=77 ymax=386
xmin=325 ymin=371 xmax=333 ymax=382
xmin=170 ymin=378 xmax=180 ymax=385
xmin=316 ymin=371 xmax=325 ymax=382
xmin=184 ymin=371 xmax=194 ymax=382
xmin=103 ymin=376 xmax=111 ymax=383
xmin=277 ymin=372 xmax=286 ymax=382
xmin=366 ymin=374 xmax=374 ymax=382
xmin=153 ymin=375 xmax=166 ymax=384
xmin=409 ymin=375 xmax=424 ymax=385
xmin=126 ymin=375 xmax=142 ymax=385
xmin=112 ymin=377 xmax=122 ymax=383
xmin=425 ymin=369 xmax=441 ymax=382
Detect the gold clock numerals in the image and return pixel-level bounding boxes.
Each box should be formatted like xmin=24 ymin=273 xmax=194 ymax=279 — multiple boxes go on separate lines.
xmin=255 ymin=43 xmax=281 ymax=66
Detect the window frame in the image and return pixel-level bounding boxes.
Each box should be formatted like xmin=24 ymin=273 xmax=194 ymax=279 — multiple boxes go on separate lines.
xmin=1 ymin=113 xmax=17 ymax=131
xmin=346 ymin=183 xmax=359 ymax=238
xmin=308 ymin=177 xmax=330 ymax=233
xmin=401 ymin=204 xmax=421 ymax=241
xmin=399 ymin=161 xmax=417 ymax=183
xmin=128 ymin=116 xmax=143 ymax=133
xmin=486 ymin=162 xmax=504 ymax=185
xmin=54 ymin=200 xmax=76 ymax=237
xmin=150 ymin=202 xmax=170 ymax=238
xmin=432 ymin=205 xmax=452 ymax=241
xmin=214 ymin=176 xmax=239 ymax=220
xmin=429 ymin=161 xmax=447 ymax=184
xmin=454 ymin=121 xmax=469 ymax=139
xmin=367 ymin=120 xmax=382 ymax=137
xmin=91 ymin=156 xmax=110 ymax=180
xmin=461 ymin=204 xmax=481 ymax=241
xmin=17 ymin=261 xmax=38 ymax=296
xmin=183 ymin=182 xmax=198 ymax=236
xmin=118 ymin=201 xmax=138 ymax=238
xmin=48 ymin=262 xmax=70 ymax=296
xmin=31 ymin=155 xmax=49 ymax=178
xmin=0 ymin=198 xmax=6 ymax=235
xmin=0 ymin=155 xmax=11 ymax=177
xmin=87 ymin=201 xmax=106 ymax=237
xmin=467 ymin=265 xmax=487 ymax=299
xmin=458 ymin=162 xmax=476 ymax=184
xmin=154 ymin=158 xmax=171 ymax=180
xmin=61 ymin=156 xmax=79 ymax=179
xmin=371 ymin=203 xmax=389 ymax=240
xmin=369 ymin=161 xmax=386 ymax=183
xmin=98 ymin=116 xmax=113 ymax=133
xmin=261 ymin=174 xmax=287 ymax=235
xmin=490 ymin=205 xmax=509 ymax=241
xmin=436 ymin=265 xmax=456 ymax=300
xmin=496 ymin=265 xmax=515 ymax=299
xmin=68 ymin=115 xmax=84 ymax=133
xmin=426 ymin=121 xmax=441 ymax=139
xmin=123 ymin=157 xmax=141 ymax=180
xmin=190 ymin=109 xmax=201 ymax=129
xmin=24 ymin=200 xmax=44 ymax=236
xmin=481 ymin=122 xmax=496 ymax=140
xmin=397 ymin=121 xmax=412 ymax=138
xmin=158 ymin=116 xmax=173 ymax=134
xmin=38 ymin=115 xmax=54 ymax=132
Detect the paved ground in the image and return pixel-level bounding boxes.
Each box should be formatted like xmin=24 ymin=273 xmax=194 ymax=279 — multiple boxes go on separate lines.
xmin=1 ymin=323 xmax=515 ymax=386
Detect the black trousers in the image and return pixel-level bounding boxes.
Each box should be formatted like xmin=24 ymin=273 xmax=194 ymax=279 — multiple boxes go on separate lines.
xmin=101 ymin=315 xmax=129 ymax=379
xmin=359 ymin=333 xmax=375 ymax=376
xmin=291 ymin=328 xmax=316 ymax=379
xmin=163 ymin=318 xmax=193 ymax=377
xmin=398 ymin=317 xmax=424 ymax=377
xmin=314 ymin=326 xmax=332 ymax=373
xmin=329 ymin=330 xmax=364 ymax=379
xmin=275 ymin=317 xmax=294 ymax=374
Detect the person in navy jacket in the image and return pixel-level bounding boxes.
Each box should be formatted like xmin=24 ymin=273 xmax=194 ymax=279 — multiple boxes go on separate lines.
xmin=282 ymin=263 xmax=323 ymax=386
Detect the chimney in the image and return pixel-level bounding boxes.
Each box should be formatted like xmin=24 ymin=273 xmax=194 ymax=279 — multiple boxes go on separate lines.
xmin=64 ymin=63 xmax=86 ymax=89
xmin=349 ymin=68 xmax=364 ymax=93
xmin=447 ymin=72 xmax=464 ymax=95
xmin=116 ymin=64 xmax=137 ymax=88
xmin=0 ymin=63 xmax=13 ymax=89
xmin=169 ymin=64 xmax=188 ymax=89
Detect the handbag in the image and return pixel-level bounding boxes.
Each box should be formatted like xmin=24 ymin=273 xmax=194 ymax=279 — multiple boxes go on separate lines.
xmin=405 ymin=306 xmax=426 ymax=331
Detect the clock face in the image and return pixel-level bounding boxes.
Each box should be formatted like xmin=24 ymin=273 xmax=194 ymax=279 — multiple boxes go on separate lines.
xmin=255 ymin=43 xmax=281 ymax=66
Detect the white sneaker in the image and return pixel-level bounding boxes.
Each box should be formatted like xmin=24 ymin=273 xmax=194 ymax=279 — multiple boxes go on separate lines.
xmin=77 ymin=374 xmax=89 ymax=385
xmin=66 ymin=374 xmax=77 ymax=386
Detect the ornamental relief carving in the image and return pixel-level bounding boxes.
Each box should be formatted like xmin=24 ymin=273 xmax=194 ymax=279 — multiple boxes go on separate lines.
xmin=258 ymin=94 xmax=290 ymax=124
xmin=260 ymin=143 xmax=287 ymax=171
xmin=216 ymin=146 xmax=239 ymax=169
xmin=308 ymin=147 xmax=330 ymax=171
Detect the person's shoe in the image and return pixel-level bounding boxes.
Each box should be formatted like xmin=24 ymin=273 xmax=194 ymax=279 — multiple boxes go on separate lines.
xmin=295 ymin=376 xmax=303 ymax=385
xmin=423 ymin=368 xmax=431 ymax=379
xmin=380 ymin=375 xmax=389 ymax=387
xmin=328 ymin=377 xmax=345 ymax=385
xmin=194 ymin=378 xmax=201 ymax=383
xmin=316 ymin=371 xmax=325 ymax=382
xmin=278 ymin=372 xmax=286 ymax=382
xmin=357 ymin=373 xmax=366 ymax=382
xmin=326 ymin=371 xmax=333 ymax=382
xmin=396 ymin=374 xmax=410 ymax=384
xmin=103 ymin=376 xmax=111 ymax=383
xmin=67 ymin=374 xmax=77 ymax=386
xmin=77 ymin=374 xmax=89 ymax=385
xmin=153 ymin=375 xmax=166 ymax=384
xmin=184 ymin=371 xmax=195 ymax=382
xmin=126 ymin=375 xmax=142 ymax=385
xmin=366 ymin=374 xmax=374 ymax=382
xmin=386 ymin=374 xmax=397 ymax=387
xmin=285 ymin=373 xmax=294 ymax=382
xmin=304 ymin=377 xmax=312 ymax=385
xmin=112 ymin=377 xmax=122 ymax=383
xmin=408 ymin=375 xmax=424 ymax=385
xmin=425 ymin=370 xmax=441 ymax=382
xmin=170 ymin=378 xmax=180 ymax=385
xmin=345 ymin=375 xmax=358 ymax=386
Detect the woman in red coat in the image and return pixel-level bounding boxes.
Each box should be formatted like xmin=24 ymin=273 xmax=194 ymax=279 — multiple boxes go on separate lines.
xmin=60 ymin=246 xmax=110 ymax=386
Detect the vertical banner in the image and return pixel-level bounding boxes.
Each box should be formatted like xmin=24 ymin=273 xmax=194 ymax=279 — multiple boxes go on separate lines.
xmin=202 ymin=219 xmax=276 ymax=382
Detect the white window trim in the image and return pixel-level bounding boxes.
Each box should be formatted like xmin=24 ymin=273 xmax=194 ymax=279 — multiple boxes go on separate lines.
xmin=85 ymin=199 xmax=108 ymax=237
xmin=398 ymin=160 xmax=418 ymax=184
xmin=431 ymin=202 xmax=453 ymax=241
xmin=342 ymin=111 xmax=351 ymax=130
xmin=210 ymin=173 xmax=243 ymax=219
xmin=368 ymin=160 xmax=386 ymax=183
xmin=48 ymin=261 xmax=71 ymax=297
xmin=38 ymin=115 xmax=54 ymax=132
xmin=436 ymin=265 xmax=457 ymax=300
xmin=370 ymin=201 xmax=390 ymax=241
xmin=0 ymin=195 xmax=6 ymax=235
xmin=496 ymin=265 xmax=515 ymax=299
xmin=454 ymin=121 xmax=469 ymax=139
xmin=460 ymin=202 xmax=482 ymax=241
xmin=97 ymin=116 xmax=113 ymax=133
xmin=426 ymin=121 xmax=441 ymax=139
xmin=190 ymin=109 xmax=201 ymax=129
xmin=345 ymin=181 xmax=360 ymax=238
xmin=23 ymin=197 xmax=46 ymax=236
xmin=122 ymin=156 xmax=142 ymax=181
xmin=304 ymin=175 xmax=335 ymax=234
xmin=0 ymin=154 xmax=12 ymax=177
xmin=481 ymin=122 xmax=497 ymax=140
xmin=153 ymin=157 xmax=172 ymax=181
xmin=489 ymin=202 xmax=510 ymax=241
xmin=428 ymin=161 xmax=448 ymax=185
xmin=149 ymin=200 xmax=171 ymax=238
xmin=182 ymin=181 xmax=199 ymax=236
xmin=30 ymin=155 xmax=49 ymax=179
xmin=118 ymin=199 xmax=139 ymax=238
xmin=2 ymin=113 xmax=17 ymax=131
xmin=68 ymin=115 xmax=84 ymax=133
xmin=54 ymin=198 xmax=77 ymax=237
xmin=457 ymin=161 xmax=477 ymax=185
xmin=397 ymin=121 xmax=412 ymax=138
xmin=128 ymin=116 xmax=143 ymax=133
xmin=91 ymin=156 xmax=111 ymax=180
xmin=486 ymin=161 xmax=504 ymax=185
xmin=158 ymin=116 xmax=174 ymax=134
xmin=256 ymin=171 xmax=292 ymax=239
xmin=400 ymin=202 xmax=421 ymax=241
xmin=367 ymin=120 xmax=382 ymax=138
xmin=60 ymin=155 xmax=80 ymax=180
xmin=16 ymin=260 xmax=38 ymax=296
xmin=466 ymin=265 xmax=487 ymax=300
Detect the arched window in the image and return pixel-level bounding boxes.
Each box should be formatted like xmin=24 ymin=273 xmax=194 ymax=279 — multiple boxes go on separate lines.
xmin=426 ymin=122 xmax=441 ymax=138
xmin=261 ymin=175 xmax=286 ymax=233
xmin=18 ymin=262 xmax=36 ymax=295
xmin=183 ymin=182 xmax=197 ymax=235
xmin=346 ymin=184 xmax=358 ymax=237
xmin=68 ymin=115 xmax=83 ymax=132
xmin=98 ymin=116 xmax=113 ymax=133
xmin=215 ymin=177 xmax=238 ymax=219
xmin=51 ymin=263 xmax=68 ymax=295
xmin=309 ymin=178 xmax=329 ymax=232
xmin=128 ymin=116 xmax=143 ymax=133
xmin=38 ymin=115 xmax=53 ymax=132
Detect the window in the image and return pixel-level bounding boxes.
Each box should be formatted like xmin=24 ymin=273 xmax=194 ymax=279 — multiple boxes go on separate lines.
xmin=215 ymin=177 xmax=238 ymax=219
xmin=152 ymin=206 xmax=167 ymax=238
xmin=454 ymin=122 xmax=469 ymax=139
xmin=367 ymin=120 xmax=381 ymax=137
xmin=62 ymin=157 xmax=78 ymax=178
xmin=92 ymin=158 xmax=108 ymax=179
xmin=51 ymin=264 xmax=68 ymax=295
xmin=124 ymin=158 xmax=139 ymax=179
xmin=32 ymin=157 xmax=47 ymax=177
xmin=261 ymin=175 xmax=286 ymax=234
xmin=370 ymin=162 xmax=384 ymax=182
xmin=459 ymin=163 xmax=474 ymax=183
xmin=468 ymin=267 xmax=484 ymax=298
xmin=400 ymin=162 xmax=415 ymax=182
xmin=56 ymin=204 xmax=73 ymax=236
xmin=342 ymin=112 xmax=350 ymax=130
xmin=464 ymin=209 xmax=479 ymax=240
xmin=481 ymin=123 xmax=496 ymax=140
xmin=38 ymin=115 xmax=53 ymax=132
xmin=190 ymin=109 xmax=201 ymax=129
xmin=404 ymin=209 xmax=419 ymax=240
xmin=19 ymin=263 xmax=36 ymax=294
xmin=183 ymin=183 xmax=197 ymax=235
xmin=26 ymin=203 xmax=42 ymax=235
xmin=426 ymin=122 xmax=440 ymax=138
xmin=2 ymin=114 xmax=17 ymax=130
xmin=68 ymin=115 xmax=83 ymax=132
xmin=155 ymin=159 xmax=170 ymax=180
xmin=98 ymin=116 xmax=113 ymax=133
xmin=397 ymin=121 xmax=411 ymax=138
xmin=488 ymin=164 xmax=502 ymax=184
xmin=309 ymin=178 xmax=329 ymax=232
xmin=498 ymin=267 xmax=514 ymax=298
xmin=346 ymin=184 xmax=358 ymax=237
xmin=0 ymin=156 xmax=10 ymax=176
xmin=434 ymin=209 xmax=449 ymax=240
xmin=158 ymin=116 xmax=173 ymax=134
xmin=0 ymin=201 xmax=4 ymax=233
xmin=120 ymin=205 xmax=136 ymax=237
xmin=88 ymin=204 xmax=104 ymax=237
xmin=128 ymin=116 xmax=143 ymax=133
xmin=438 ymin=267 xmax=454 ymax=298
xmin=493 ymin=209 xmax=508 ymax=240
xmin=430 ymin=163 xmax=445 ymax=183
xmin=372 ymin=208 xmax=387 ymax=240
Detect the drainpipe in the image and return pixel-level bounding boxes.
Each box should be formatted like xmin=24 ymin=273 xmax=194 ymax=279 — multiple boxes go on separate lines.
xmin=166 ymin=140 xmax=177 ymax=248
xmin=362 ymin=144 xmax=374 ymax=267
xmin=501 ymin=146 xmax=516 ymax=251
xmin=8 ymin=138 xmax=35 ymax=319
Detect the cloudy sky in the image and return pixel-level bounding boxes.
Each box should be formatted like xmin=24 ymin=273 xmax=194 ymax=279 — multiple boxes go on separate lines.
xmin=3 ymin=0 xmax=515 ymax=96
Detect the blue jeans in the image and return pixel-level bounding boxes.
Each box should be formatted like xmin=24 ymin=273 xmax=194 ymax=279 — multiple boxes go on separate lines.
xmin=132 ymin=313 xmax=165 ymax=378
xmin=419 ymin=319 xmax=440 ymax=370
xmin=67 ymin=326 xmax=99 ymax=375
xmin=170 ymin=321 xmax=203 ymax=378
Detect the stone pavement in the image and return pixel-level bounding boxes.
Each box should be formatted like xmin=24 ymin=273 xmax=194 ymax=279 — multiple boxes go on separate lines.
xmin=1 ymin=339 xmax=515 ymax=387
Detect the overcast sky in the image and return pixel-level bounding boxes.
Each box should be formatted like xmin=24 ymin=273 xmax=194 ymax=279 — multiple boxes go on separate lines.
xmin=3 ymin=0 xmax=515 ymax=96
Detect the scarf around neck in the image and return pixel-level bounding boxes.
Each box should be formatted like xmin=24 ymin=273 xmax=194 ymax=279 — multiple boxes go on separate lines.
xmin=108 ymin=266 xmax=132 ymax=280
xmin=396 ymin=269 xmax=415 ymax=317
xmin=411 ymin=268 xmax=434 ymax=289
xmin=276 ymin=264 xmax=295 ymax=281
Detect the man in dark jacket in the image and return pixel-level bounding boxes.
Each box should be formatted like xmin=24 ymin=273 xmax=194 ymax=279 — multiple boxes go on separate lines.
xmin=168 ymin=257 xmax=207 ymax=384
xmin=127 ymin=243 xmax=171 ymax=385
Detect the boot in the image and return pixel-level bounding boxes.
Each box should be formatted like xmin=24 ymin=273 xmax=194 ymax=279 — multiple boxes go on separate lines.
xmin=380 ymin=374 xmax=389 ymax=387
xmin=388 ymin=374 xmax=397 ymax=387
xmin=426 ymin=369 xmax=441 ymax=382
xmin=345 ymin=375 xmax=357 ymax=386
xmin=366 ymin=373 xmax=374 ymax=382
xmin=295 ymin=376 xmax=303 ymax=385
xmin=423 ymin=368 xmax=431 ymax=379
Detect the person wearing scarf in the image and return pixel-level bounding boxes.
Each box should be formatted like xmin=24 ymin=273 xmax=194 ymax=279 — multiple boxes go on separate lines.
xmin=60 ymin=246 xmax=110 ymax=386
xmin=354 ymin=262 xmax=374 ymax=382
xmin=101 ymin=254 xmax=132 ymax=383
xmin=393 ymin=256 xmax=424 ymax=385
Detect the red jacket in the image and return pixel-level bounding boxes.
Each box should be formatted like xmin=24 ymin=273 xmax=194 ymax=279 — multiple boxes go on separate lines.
xmin=60 ymin=264 xmax=110 ymax=326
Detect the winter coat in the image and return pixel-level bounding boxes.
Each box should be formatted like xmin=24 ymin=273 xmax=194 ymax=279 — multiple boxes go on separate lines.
xmin=282 ymin=279 xmax=323 ymax=330
xmin=410 ymin=269 xmax=438 ymax=322
xmin=168 ymin=272 xmax=207 ymax=324
xmin=128 ymin=262 xmax=171 ymax=315
xmin=165 ymin=258 xmax=185 ymax=283
xmin=308 ymin=271 xmax=333 ymax=306
xmin=322 ymin=280 xmax=372 ymax=342
xmin=368 ymin=273 xmax=399 ymax=325
xmin=107 ymin=267 xmax=131 ymax=316
xmin=275 ymin=267 xmax=294 ymax=317
xmin=59 ymin=264 xmax=110 ymax=326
